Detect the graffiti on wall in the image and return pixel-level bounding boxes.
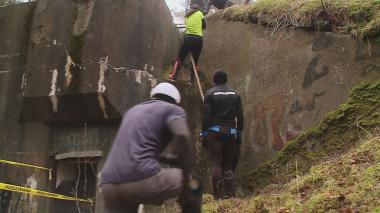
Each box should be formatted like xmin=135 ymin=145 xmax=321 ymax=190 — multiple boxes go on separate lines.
xmin=303 ymin=54 xmax=330 ymax=89
xmin=249 ymin=93 xmax=296 ymax=151
xmin=248 ymin=89 xmax=325 ymax=151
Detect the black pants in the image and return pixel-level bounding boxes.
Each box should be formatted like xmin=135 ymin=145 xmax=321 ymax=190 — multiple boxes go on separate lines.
xmin=207 ymin=132 xmax=239 ymax=199
xmin=170 ymin=35 xmax=203 ymax=81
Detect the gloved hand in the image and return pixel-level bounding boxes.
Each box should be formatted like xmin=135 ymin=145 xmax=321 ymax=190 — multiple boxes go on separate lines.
xmin=199 ymin=131 xmax=208 ymax=148
xmin=236 ymin=131 xmax=242 ymax=145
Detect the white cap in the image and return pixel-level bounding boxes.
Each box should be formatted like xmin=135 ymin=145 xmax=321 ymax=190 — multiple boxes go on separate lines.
xmin=150 ymin=82 xmax=181 ymax=104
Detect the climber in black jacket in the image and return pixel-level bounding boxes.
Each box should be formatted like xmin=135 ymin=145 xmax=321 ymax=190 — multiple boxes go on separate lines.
xmin=200 ymin=69 xmax=244 ymax=199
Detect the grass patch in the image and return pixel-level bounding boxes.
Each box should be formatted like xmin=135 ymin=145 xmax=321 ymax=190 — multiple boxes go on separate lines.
xmin=203 ymin=136 xmax=380 ymax=212
xmin=211 ymin=0 xmax=380 ymax=38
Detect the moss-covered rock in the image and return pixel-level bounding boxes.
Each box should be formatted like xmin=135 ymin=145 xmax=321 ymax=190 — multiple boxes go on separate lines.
xmin=211 ymin=0 xmax=380 ymax=38
xmin=243 ymin=81 xmax=380 ymax=192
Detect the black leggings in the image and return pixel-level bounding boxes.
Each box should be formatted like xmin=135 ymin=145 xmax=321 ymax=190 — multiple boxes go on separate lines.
xmin=178 ymin=35 xmax=203 ymax=62
xmin=207 ymin=132 xmax=239 ymax=199
xmin=170 ymin=35 xmax=203 ymax=80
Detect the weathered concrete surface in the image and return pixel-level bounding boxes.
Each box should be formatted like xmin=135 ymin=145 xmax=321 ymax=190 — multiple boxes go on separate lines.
xmin=0 ymin=0 xmax=179 ymax=212
xmin=200 ymin=19 xmax=380 ymax=178
xmin=0 ymin=1 xmax=35 ymax=192
xmin=23 ymin=0 xmax=179 ymax=113
xmin=18 ymin=0 xmax=179 ymax=156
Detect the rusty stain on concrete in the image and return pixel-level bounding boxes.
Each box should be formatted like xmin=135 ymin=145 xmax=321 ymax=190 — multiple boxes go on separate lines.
xmin=64 ymin=55 xmax=74 ymax=87
xmin=97 ymin=93 xmax=108 ymax=119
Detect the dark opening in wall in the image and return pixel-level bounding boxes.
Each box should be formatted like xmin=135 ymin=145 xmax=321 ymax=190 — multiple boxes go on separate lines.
xmin=51 ymin=158 xmax=97 ymax=213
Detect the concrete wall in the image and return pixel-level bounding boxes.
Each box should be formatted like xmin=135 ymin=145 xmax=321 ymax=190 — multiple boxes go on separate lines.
xmin=200 ymin=19 xmax=380 ymax=178
xmin=0 ymin=2 xmax=40 ymax=212
xmin=0 ymin=1 xmax=35 ymax=176
xmin=23 ymin=0 xmax=179 ymax=111
xmin=3 ymin=0 xmax=380 ymax=212
xmin=0 ymin=0 xmax=179 ymax=212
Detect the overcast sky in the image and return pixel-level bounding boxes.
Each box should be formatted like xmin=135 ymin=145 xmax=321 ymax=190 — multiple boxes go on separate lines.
xmin=165 ymin=0 xmax=256 ymax=24
xmin=165 ymin=0 xmax=186 ymax=24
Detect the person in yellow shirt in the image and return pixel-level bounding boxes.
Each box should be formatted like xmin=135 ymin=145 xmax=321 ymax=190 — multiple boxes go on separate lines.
xmin=169 ymin=4 xmax=206 ymax=83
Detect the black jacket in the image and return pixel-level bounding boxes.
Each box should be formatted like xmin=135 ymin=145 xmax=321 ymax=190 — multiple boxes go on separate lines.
xmin=202 ymin=84 xmax=244 ymax=132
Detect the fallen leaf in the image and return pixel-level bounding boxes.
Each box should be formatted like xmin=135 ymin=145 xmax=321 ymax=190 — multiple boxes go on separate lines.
xmin=278 ymin=207 xmax=287 ymax=213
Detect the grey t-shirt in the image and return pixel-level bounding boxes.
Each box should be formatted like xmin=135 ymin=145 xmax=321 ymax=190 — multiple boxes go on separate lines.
xmin=100 ymin=100 xmax=187 ymax=184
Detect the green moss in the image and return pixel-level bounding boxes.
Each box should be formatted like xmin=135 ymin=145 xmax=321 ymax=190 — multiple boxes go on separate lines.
xmin=304 ymin=190 xmax=343 ymax=212
xmin=221 ymin=5 xmax=252 ymax=23
xmin=212 ymin=0 xmax=380 ymax=38
xmin=243 ymin=81 xmax=380 ymax=192
xmin=201 ymin=195 xmax=220 ymax=212
xmin=347 ymin=163 xmax=380 ymax=209
xmin=288 ymin=162 xmax=329 ymax=193
xmin=203 ymin=136 xmax=380 ymax=212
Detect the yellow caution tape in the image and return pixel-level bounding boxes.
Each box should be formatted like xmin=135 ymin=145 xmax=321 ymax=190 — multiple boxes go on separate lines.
xmin=0 ymin=159 xmax=52 ymax=180
xmin=0 ymin=182 xmax=92 ymax=203
xmin=0 ymin=159 xmax=50 ymax=171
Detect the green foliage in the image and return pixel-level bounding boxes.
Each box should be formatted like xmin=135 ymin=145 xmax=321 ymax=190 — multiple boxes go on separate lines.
xmin=213 ymin=0 xmax=380 ymax=38
xmin=218 ymin=5 xmax=252 ymax=23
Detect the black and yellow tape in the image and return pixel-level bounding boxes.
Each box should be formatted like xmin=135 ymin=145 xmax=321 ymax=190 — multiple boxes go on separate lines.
xmin=0 ymin=183 xmax=92 ymax=203
xmin=0 ymin=159 xmax=50 ymax=171
xmin=0 ymin=159 xmax=52 ymax=180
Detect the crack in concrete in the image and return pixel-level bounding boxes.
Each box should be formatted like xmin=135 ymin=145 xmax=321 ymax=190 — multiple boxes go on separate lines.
xmin=49 ymin=69 xmax=58 ymax=113
xmin=88 ymin=58 xmax=158 ymax=88
xmin=0 ymin=53 xmax=23 ymax=58
xmin=20 ymin=73 xmax=26 ymax=96
xmin=98 ymin=56 xmax=108 ymax=93
xmin=30 ymin=39 xmax=158 ymax=96
xmin=97 ymin=93 xmax=108 ymax=120
xmin=129 ymin=69 xmax=158 ymax=88
xmin=49 ymin=69 xmax=58 ymax=96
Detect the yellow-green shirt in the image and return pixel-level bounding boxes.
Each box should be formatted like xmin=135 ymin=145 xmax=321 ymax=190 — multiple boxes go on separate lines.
xmin=185 ymin=11 xmax=204 ymax=37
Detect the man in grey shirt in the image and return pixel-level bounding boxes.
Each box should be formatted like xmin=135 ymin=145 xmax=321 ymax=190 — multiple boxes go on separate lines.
xmin=100 ymin=83 xmax=201 ymax=213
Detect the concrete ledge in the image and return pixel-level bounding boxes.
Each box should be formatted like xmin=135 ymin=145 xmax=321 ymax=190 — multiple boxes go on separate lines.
xmin=21 ymin=93 xmax=121 ymax=123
